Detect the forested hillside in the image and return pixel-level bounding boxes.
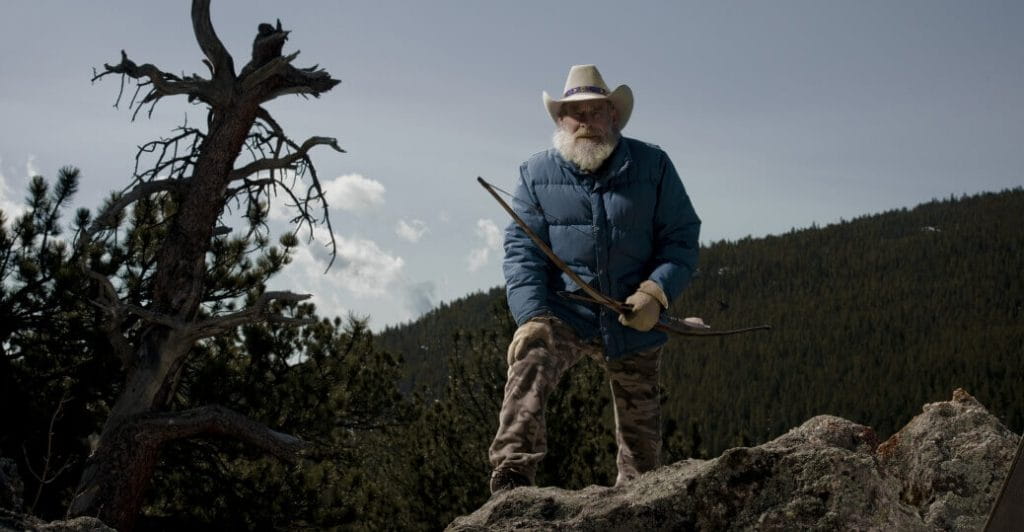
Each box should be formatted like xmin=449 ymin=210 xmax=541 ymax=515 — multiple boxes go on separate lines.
xmin=378 ymin=188 xmax=1024 ymax=456
xmin=6 ymin=185 xmax=1020 ymax=530
xmin=379 ymin=286 xmax=508 ymax=392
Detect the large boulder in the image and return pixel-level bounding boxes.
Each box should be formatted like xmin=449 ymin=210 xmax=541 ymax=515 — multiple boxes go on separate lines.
xmin=448 ymin=389 xmax=1019 ymax=531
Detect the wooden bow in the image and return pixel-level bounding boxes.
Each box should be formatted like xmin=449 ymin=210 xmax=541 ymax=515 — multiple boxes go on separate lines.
xmin=478 ymin=177 xmax=770 ymax=338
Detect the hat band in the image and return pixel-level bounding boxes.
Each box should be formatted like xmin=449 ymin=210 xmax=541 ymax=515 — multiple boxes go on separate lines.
xmin=563 ymin=85 xmax=608 ymax=98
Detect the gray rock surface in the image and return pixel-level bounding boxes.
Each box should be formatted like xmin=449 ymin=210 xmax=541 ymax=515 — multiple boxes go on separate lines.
xmin=0 ymin=508 xmax=114 ymax=532
xmin=0 ymin=457 xmax=112 ymax=532
xmin=448 ymin=389 xmax=1019 ymax=531
xmin=0 ymin=510 xmax=114 ymax=531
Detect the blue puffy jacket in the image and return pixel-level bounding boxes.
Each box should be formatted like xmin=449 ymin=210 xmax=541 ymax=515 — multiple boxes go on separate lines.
xmin=503 ymin=136 xmax=701 ymax=359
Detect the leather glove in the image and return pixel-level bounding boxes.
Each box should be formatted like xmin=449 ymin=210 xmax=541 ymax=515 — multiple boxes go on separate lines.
xmin=507 ymin=317 xmax=556 ymax=367
xmin=618 ymin=280 xmax=668 ymax=332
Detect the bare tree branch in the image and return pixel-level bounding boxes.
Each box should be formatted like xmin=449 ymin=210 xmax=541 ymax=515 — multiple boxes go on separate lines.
xmin=24 ymin=390 xmax=75 ymax=514
xmin=229 ymin=135 xmax=344 ymax=183
xmin=133 ymin=125 xmax=205 ymax=183
xmin=124 ymin=303 xmax=189 ymax=331
xmin=190 ymin=291 xmax=314 ymax=340
xmin=242 ymin=50 xmax=300 ymax=91
xmin=224 ymin=177 xmax=276 ymax=198
xmin=87 ymin=179 xmax=186 ymax=236
xmin=92 ymin=51 xmax=214 ymax=117
xmin=257 ymin=59 xmax=339 ymax=103
xmin=233 ymin=17 xmax=338 ymax=103
xmin=84 ymin=270 xmax=134 ymax=367
xmin=135 ymin=405 xmax=311 ymax=463
xmin=263 ymin=86 xmax=317 ymax=100
xmin=222 ymin=107 xmax=339 ymax=267
xmin=190 ymin=0 xmax=235 ymax=84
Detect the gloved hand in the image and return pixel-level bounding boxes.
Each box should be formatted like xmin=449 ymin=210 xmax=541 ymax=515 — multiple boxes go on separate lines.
xmin=507 ymin=317 xmax=556 ymax=367
xmin=618 ymin=280 xmax=668 ymax=332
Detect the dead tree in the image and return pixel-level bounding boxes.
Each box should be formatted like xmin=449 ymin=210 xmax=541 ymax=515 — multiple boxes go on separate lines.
xmin=68 ymin=1 xmax=342 ymax=528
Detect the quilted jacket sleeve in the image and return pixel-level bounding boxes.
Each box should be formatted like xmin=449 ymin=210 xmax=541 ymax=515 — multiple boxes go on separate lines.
xmin=503 ymin=163 xmax=552 ymax=325
xmin=648 ymin=153 xmax=701 ymax=303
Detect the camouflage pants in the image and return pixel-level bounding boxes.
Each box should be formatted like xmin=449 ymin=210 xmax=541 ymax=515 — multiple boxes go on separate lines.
xmin=488 ymin=316 xmax=662 ymax=486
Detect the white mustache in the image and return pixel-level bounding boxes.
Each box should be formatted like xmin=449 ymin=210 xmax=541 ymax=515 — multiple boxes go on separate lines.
xmin=574 ymin=126 xmax=606 ymax=139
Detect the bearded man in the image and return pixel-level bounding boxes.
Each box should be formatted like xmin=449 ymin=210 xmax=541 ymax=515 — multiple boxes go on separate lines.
xmin=488 ymin=64 xmax=701 ymax=494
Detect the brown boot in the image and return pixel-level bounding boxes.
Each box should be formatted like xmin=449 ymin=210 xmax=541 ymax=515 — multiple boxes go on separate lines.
xmin=489 ymin=469 xmax=531 ymax=494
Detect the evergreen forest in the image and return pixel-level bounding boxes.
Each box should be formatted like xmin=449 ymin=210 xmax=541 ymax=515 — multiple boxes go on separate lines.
xmin=382 ymin=188 xmax=1024 ymax=449
xmin=3 ymin=182 xmax=1022 ymax=530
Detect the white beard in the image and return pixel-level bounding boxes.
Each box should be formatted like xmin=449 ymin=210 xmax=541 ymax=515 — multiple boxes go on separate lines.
xmin=552 ymin=128 xmax=617 ymax=173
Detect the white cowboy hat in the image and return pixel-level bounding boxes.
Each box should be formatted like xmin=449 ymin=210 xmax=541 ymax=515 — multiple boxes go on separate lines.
xmin=543 ymin=64 xmax=633 ymax=130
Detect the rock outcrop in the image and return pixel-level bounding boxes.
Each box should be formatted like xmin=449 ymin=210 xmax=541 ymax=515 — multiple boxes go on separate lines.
xmin=448 ymin=389 xmax=1020 ymax=531
xmin=0 ymin=508 xmax=113 ymax=532
xmin=0 ymin=457 xmax=113 ymax=532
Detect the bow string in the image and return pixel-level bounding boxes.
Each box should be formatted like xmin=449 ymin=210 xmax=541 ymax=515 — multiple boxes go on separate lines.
xmin=478 ymin=177 xmax=770 ymax=338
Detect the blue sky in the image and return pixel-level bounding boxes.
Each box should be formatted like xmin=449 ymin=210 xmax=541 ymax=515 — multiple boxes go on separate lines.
xmin=1 ymin=1 xmax=1022 ymax=329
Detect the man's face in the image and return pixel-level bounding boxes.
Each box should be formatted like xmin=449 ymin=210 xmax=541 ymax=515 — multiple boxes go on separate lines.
xmin=557 ymin=100 xmax=619 ymax=143
xmin=552 ymin=100 xmax=621 ymax=172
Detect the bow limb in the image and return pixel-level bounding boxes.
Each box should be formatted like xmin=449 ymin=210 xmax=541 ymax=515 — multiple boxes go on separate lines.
xmin=478 ymin=177 xmax=627 ymax=315
xmin=479 ymin=177 xmax=770 ymax=338
xmin=557 ymin=291 xmax=771 ymax=337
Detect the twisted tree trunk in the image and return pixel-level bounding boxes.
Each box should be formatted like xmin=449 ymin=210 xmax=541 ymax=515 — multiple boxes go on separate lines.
xmin=68 ymin=1 xmax=340 ymax=528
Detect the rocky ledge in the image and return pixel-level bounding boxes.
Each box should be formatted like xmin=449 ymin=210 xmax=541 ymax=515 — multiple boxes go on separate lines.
xmin=448 ymin=389 xmax=1020 ymax=531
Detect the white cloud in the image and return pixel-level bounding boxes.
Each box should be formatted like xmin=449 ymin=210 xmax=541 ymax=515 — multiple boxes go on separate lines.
xmin=335 ymin=235 xmax=404 ymax=296
xmin=395 ymin=218 xmax=428 ymax=243
xmin=0 ymin=156 xmax=26 ymax=221
xmin=480 ymin=219 xmax=503 ymax=248
xmin=467 ymin=247 xmax=489 ymax=273
xmin=467 ymin=218 xmax=502 ymax=272
xmin=25 ymin=154 xmax=40 ymax=178
xmin=263 ymin=170 xmax=386 ymax=220
xmin=270 ymin=227 xmax=407 ymax=327
xmin=299 ymin=226 xmax=404 ymax=298
xmin=322 ymin=173 xmax=385 ymax=212
xmin=274 ymin=242 xmax=350 ymax=318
